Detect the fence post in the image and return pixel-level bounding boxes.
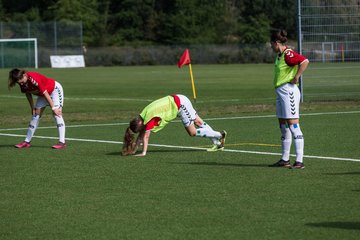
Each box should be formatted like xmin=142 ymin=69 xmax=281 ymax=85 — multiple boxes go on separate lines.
xmin=297 ymin=0 xmax=304 ymax=102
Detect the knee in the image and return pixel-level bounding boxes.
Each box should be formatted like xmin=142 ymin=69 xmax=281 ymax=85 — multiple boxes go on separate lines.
xmin=289 ymin=123 xmax=304 ymax=138
xmin=34 ymin=109 xmax=42 ymax=116
xmin=186 ymin=128 xmax=197 ymax=137
xmin=193 ymin=118 xmax=203 ymax=127
xmin=31 ymin=114 xmax=40 ymax=121
xmin=189 ymin=131 xmax=196 ymax=137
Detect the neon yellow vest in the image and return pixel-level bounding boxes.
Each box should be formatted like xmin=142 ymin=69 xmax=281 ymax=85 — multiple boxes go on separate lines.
xmin=140 ymin=96 xmax=179 ymax=132
xmin=274 ymin=49 xmax=298 ymax=88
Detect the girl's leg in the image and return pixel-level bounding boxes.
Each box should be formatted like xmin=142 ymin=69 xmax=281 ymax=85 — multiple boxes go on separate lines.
xmin=287 ymin=119 xmax=304 ymax=164
xmin=53 ymin=110 xmax=66 ymax=144
xmin=51 ymin=82 xmax=66 ymax=148
xmin=279 ymin=119 xmax=292 ymax=161
xmin=195 ymin=119 xmax=222 ymax=145
xmin=24 ymin=108 xmax=44 ymax=143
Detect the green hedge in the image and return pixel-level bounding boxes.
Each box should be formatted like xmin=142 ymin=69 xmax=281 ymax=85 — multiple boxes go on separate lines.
xmin=37 ymin=44 xmax=275 ymax=67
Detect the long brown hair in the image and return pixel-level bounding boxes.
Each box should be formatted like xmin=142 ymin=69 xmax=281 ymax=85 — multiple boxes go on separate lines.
xmin=122 ymin=116 xmax=144 ymax=156
xmin=8 ymin=68 xmax=26 ymax=89
xmin=122 ymin=127 xmax=137 ymax=155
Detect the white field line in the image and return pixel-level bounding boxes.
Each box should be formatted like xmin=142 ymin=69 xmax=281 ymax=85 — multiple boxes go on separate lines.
xmin=0 ymin=94 xmax=273 ymax=104
xmin=1 ymin=110 xmax=360 ymax=132
xmin=1 ymin=133 xmax=360 ymax=163
xmin=0 ymin=122 xmax=129 ymax=131
xmin=2 ymin=93 xmax=360 ymax=103
xmin=0 ymin=94 xmax=154 ymax=102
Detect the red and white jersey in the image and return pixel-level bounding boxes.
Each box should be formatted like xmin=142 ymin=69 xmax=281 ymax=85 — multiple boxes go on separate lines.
xmin=283 ymin=47 xmax=308 ymax=66
xmin=20 ymin=72 xmax=56 ymax=96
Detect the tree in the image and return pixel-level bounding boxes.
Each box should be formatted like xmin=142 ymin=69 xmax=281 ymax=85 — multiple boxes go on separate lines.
xmin=48 ymin=0 xmax=100 ymax=45
xmin=0 ymin=0 xmax=298 ymax=46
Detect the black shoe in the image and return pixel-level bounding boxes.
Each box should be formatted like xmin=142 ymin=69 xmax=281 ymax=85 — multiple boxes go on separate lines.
xmin=291 ymin=161 xmax=305 ymax=169
xmin=269 ymin=159 xmax=291 ymax=168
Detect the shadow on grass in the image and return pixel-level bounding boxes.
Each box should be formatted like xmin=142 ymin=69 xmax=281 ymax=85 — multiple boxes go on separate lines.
xmin=306 ymin=222 xmax=360 ymax=230
xmin=106 ymin=149 xmax=199 ymax=156
xmin=0 ymin=144 xmax=50 ymax=149
xmin=147 ymin=149 xmax=201 ymax=153
xmin=107 ymin=152 xmax=122 ymax=156
xmin=0 ymin=144 xmax=15 ymax=148
xmin=173 ymin=161 xmax=269 ymax=168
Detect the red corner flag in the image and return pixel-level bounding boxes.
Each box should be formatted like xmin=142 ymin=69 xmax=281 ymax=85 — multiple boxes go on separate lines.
xmin=177 ymin=49 xmax=197 ymax=101
xmin=177 ymin=49 xmax=191 ymax=68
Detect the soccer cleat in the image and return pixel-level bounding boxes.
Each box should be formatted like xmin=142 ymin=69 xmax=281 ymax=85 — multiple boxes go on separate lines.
xmin=52 ymin=142 xmax=66 ymax=149
xmin=291 ymin=161 xmax=305 ymax=169
xmin=219 ymin=130 xmax=227 ymax=148
xmin=15 ymin=141 xmax=31 ymax=148
xmin=207 ymin=144 xmax=224 ymax=152
xmin=269 ymin=159 xmax=291 ymax=168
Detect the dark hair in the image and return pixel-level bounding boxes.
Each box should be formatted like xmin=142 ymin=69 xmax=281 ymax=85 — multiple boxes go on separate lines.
xmin=8 ymin=68 xmax=26 ymax=89
xmin=122 ymin=116 xmax=144 ymax=155
xmin=122 ymin=126 xmax=137 ymax=155
xmin=129 ymin=115 xmax=144 ymax=133
xmin=270 ymin=29 xmax=288 ymax=44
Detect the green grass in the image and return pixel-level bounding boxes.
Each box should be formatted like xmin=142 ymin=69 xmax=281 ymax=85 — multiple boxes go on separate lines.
xmin=0 ymin=64 xmax=360 ymax=239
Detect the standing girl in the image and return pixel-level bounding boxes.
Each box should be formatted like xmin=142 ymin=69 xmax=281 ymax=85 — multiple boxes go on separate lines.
xmin=8 ymin=68 xmax=66 ymax=149
xmin=269 ymin=29 xmax=309 ymax=169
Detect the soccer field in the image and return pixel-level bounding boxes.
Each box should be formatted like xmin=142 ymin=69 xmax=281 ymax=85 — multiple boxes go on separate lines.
xmin=0 ymin=64 xmax=359 ymax=239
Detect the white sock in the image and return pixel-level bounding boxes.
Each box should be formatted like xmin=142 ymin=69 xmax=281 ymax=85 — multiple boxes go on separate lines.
xmin=25 ymin=114 xmax=40 ymax=142
xmin=199 ymin=122 xmax=220 ymax=145
xmin=54 ymin=115 xmax=66 ymax=143
xmin=196 ymin=122 xmax=222 ymax=145
xmin=280 ymin=124 xmax=292 ymax=161
xmin=289 ymin=123 xmax=304 ymax=163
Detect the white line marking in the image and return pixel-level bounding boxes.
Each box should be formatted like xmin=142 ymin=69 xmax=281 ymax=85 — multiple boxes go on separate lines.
xmin=65 ymin=97 xmax=154 ymax=102
xmin=0 ymin=94 xmax=153 ymax=102
xmin=1 ymin=110 xmax=359 ymax=132
xmin=202 ymin=110 xmax=360 ymax=121
xmin=1 ymin=133 xmax=359 ymax=163
xmin=0 ymin=122 xmax=129 ymax=131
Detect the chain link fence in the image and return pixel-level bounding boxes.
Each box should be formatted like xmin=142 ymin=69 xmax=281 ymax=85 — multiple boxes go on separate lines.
xmin=0 ymin=21 xmax=276 ymax=68
xmin=298 ymin=0 xmax=360 ymax=102
xmin=300 ymin=0 xmax=360 ymax=62
xmin=0 ymin=21 xmax=83 ymax=68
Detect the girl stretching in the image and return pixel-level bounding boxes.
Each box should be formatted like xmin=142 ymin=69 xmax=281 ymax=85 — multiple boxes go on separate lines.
xmin=122 ymin=94 xmax=226 ymax=156
xmin=8 ymin=68 xmax=66 ymax=149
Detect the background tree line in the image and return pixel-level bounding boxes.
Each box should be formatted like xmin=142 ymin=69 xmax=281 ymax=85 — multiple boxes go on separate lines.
xmin=0 ymin=0 xmax=296 ymax=47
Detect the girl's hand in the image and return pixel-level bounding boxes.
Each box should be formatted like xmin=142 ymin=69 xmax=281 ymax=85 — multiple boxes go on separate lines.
xmin=52 ymin=107 xmax=62 ymax=117
xmin=291 ymin=76 xmax=300 ymax=84
xmin=135 ymin=152 xmax=146 ymax=157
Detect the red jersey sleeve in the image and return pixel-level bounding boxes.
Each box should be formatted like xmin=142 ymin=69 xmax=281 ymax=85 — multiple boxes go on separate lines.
xmin=145 ymin=117 xmax=161 ymax=131
xmin=284 ymin=49 xmax=308 ymax=66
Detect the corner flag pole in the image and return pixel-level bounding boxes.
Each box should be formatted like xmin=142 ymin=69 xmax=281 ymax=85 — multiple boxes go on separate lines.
xmin=188 ymin=63 xmax=197 ymax=101
xmin=178 ymin=49 xmax=197 ymax=102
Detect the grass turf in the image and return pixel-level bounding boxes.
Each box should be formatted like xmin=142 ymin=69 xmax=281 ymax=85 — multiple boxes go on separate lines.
xmin=0 ymin=63 xmax=360 ymax=239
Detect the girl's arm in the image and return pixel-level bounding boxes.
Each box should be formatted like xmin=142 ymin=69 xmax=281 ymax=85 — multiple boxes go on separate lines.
xmin=135 ymin=130 xmax=151 ymax=156
xmin=43 ymin=91 xmax=62 ymax=116
xmin=25 ymin=93 xmax=35 ymax=115
xmin=291 ymin=60 xmax=309 ymax=84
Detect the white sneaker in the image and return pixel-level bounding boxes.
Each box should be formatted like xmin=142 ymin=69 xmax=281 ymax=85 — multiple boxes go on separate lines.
xmin=207 ymin=145 xmax=224 ymax=152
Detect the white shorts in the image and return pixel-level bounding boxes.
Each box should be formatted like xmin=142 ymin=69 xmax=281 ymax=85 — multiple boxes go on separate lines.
xmin=35 ymin=82 xmax=64 ymax=109
xmin=176 ymin=94 xmax=197 ymax=127
xmin=275 ymin=83 xmax=300 ymax=119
